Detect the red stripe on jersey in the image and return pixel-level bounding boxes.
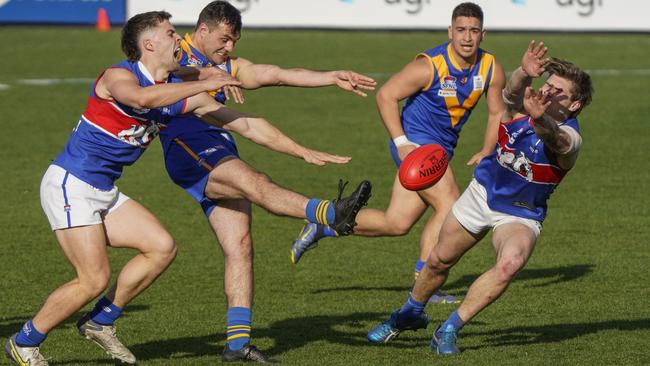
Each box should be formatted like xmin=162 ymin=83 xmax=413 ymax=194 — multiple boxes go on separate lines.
xmin=82 ymin=96 xmax=144 ymax=137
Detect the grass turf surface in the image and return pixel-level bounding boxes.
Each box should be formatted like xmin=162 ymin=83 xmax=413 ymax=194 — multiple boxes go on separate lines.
xmin=1 ymin=27 xmax=649 ymax=365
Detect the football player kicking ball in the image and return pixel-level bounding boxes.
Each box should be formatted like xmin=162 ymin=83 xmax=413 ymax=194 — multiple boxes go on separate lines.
xmin=4 ymin=11 xmax=368 ymax=366
xmin=157 ymin=1 xmax=375 ymax=362
xmin=366 ymin=40 xmax=593 ymax=355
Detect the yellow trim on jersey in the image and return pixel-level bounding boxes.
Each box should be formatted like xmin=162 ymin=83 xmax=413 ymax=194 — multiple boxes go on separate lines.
xmin=431 ymin=54 xmax=466 ymax=127
xmin=415 ymin=53 xmax=435 ymax=91
xmin=173 ymin=138 xmax=214 ymax=171
xmin=227 ymin=334 xmax=251 ymax=340
xmin=446 ymin=43 xmax=477 ymax=71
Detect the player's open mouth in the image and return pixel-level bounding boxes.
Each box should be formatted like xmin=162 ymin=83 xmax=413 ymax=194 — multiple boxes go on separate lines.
xmin=174 ymin=45 xmax=181 ymax=61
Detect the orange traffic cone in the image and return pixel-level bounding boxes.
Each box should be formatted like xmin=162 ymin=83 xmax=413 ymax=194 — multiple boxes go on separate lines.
xmin=96 ymin=8 xmax=111 ymax=32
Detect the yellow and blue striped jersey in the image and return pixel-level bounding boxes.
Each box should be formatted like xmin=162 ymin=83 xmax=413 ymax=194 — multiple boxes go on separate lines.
xmin=401 ymin=42 xmax=496 ymax=158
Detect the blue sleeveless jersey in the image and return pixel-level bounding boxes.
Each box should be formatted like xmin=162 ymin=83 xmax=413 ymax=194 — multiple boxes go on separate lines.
xmin=474 ymin=115 xmax=580 ymax=221
xmin=401 ymin=42 xmax=496 ymax=158
xmin=52 ymin=60 xmax=187 ymax=190
xmin=159 ymin=33 xmax=236 ymax=149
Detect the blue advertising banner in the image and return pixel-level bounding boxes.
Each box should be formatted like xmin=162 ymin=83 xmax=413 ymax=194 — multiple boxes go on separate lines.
xmin=0 ymin=0 xmax=125 ymax=24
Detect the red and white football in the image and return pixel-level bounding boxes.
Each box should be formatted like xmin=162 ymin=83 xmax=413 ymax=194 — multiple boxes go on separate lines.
xmin=398 ymin=144 xmax=449 ymax=191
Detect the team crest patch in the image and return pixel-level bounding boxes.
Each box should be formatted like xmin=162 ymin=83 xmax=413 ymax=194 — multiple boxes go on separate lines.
xmin=188 ymin=54 xmax=203 ymax=66
xmin=473 ymin=75 xmax=484 ymax=90
xmin=438 ymin=75 xmax=457 ymax=97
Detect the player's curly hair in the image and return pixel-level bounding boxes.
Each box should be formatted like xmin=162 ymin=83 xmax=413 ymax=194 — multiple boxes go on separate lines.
xmin=196 ymin=1 xmax=242 ymax=34
xmin=452 ymin=2 xmax=484 ymax=27
xmin=546 ymin=58 xmax=594 ymax=116
xmin=121 ymin=11 xmax=172 ymax=62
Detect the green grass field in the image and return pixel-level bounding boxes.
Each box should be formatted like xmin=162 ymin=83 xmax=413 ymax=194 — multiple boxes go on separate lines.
xmin=1 ymin=27 xmax=649 ymax=365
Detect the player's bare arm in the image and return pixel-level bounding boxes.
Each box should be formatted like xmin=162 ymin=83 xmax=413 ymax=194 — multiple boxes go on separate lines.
xmin=376 ymin=56 xmax=431 ymax=160
xmin=523 ymin=86 xmax=575 ymax=156
xmin=174 ymin=65 xmax=245 ymax=104
xmin=503 ymin=40 xmax=549 ymax=119
xmin=98 ymin=67 xmax=240 ymax=109
xmin=233 ymin=57 xmax=376 ymax=96
xmin=186 ymin=92 xmax=351 ymax=166
xmin=467 ymin=60 xmax=506 ymax=165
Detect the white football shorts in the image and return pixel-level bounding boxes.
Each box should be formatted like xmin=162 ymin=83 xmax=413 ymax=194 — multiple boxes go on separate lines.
xmin=40 ymin=165 xmax=130 ymax=230
xmin=452 ymin=178 xmax=542 ymax=238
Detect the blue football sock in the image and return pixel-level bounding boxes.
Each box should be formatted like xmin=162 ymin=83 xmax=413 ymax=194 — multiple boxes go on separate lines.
xmin=396 ymin=293 xmax=426 ymax=325
xmin=15 ymin=320 xmax=47 ymax=347
xmin=305 ymin=199 xmax=335 ymax=226
xmin=438 ymin=311 xmax=465 ymax=335
xmin=89 ymin=296 xmax=122 ymax=326
xmin=226 ymin=307 xmax=252 ymax=351
xmin=414 ymin=260 xmax=425 ymax=274
xmin=322 ymin=225 xmax=338 ymax=237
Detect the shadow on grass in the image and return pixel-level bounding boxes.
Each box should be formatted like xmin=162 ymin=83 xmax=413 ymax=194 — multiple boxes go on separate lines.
xmin=311 ymin=264 xmax=595 ymax=295
xmin=463 ymin=318 xmax=650 ymax=350
xmin=128 ymin=312 xmax=429 ymax=361
xmin=0 ymin=305 xmax=150 ymax=339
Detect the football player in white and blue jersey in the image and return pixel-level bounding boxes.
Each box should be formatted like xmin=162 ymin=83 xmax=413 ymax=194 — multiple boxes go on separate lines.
xmin=291 ymin=2 xmax=506 ymax=304
xmin=367 ymin=41 xmax=593 ymax=356
xmin=4 ymin=10 xmax=366 ymax=366
xmin=158 ymin=2 xmax=375 ymax=362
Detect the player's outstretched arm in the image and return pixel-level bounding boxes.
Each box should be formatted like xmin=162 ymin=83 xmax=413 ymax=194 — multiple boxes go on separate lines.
xmin=187 ymin=93 xmax=351 ymax=166
xmin=467 ymin=60 xmax=506 ymax=165
xmin=174 ymin=65 xmax=245 ymax=104
xmin=99 ymin=67 xmax=241 ymax=109
xmin=234 ymin=58 xmax=376 ymax=96
xmin=376 ymin=56 xmax=430 ymax=160
xmin=503 ymin=40 xmax=549 ymax=118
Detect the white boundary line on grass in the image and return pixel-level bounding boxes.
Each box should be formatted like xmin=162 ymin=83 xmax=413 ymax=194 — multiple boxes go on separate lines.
xmin=0 ymin=68 xmax=649 ymax=91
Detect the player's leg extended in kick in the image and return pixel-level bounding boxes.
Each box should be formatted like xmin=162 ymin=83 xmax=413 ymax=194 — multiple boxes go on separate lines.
xmin=291 ymin=172 xmax=426 ymax=264
xmin=78 ymin=199 xmax=177 ymax=364
xmin=205 ymin=158 xmax=370 ymax=233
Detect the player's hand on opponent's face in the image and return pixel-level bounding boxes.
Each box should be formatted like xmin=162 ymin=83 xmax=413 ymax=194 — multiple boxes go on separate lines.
xmin=523 ymin=86 xmax=551 ymax=120
xmin=300 ymin=147 xmax=351 ymax=166
xmin=397 ymin=144 xmax=417 ymax=161
xmin=521 ymin=40 xmax=550 ymax=78
xmin=334 ymin=71 xmax=377 ymax=97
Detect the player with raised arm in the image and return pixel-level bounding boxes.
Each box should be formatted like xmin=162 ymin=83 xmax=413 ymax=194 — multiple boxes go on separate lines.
xmin=290 ymin=3 xmax=505 ymax=305
xmin=366 ymin=40 xmax=593 ymax=356
xmin=155 ymin=1 xmax=375 ymax=362
xmin=4 ymin=11 xmax=369 ymax=366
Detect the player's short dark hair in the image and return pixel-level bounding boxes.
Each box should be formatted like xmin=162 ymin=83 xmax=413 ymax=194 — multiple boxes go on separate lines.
xmin=452 ymin=2 xmax=484 ymax=27
xmin=196 ymin=1 xmax=242 ymax=34
xmin=546 ymin=58 xmax=594 ymax=116
xmin=121 ymin=11 xmax=172 ymax=62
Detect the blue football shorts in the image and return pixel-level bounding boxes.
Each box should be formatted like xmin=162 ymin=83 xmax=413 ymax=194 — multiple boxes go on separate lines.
xmin=163 ymin=130 xmax=239 ymax=216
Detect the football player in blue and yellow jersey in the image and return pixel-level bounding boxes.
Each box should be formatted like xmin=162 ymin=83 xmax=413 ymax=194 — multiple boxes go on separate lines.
xmin=368 ymin=40 xmax=593 ymax=356
xmin=292 ymin=2 xmax=506 ymax=303
xmin=156 ymin=1 xmax=376 ymax=363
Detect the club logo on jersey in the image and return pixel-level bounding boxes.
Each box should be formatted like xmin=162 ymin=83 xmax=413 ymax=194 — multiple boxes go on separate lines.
xmin=496 ymin=147 xmax=533 ymax=182
xmin=473 ymin=75 xmax=484 ymax=91
xmin=438 ymin=75 xmax=457 ymax=97
xmin=188 ymin=54 xmax=203 ymax=66
xmin=117 ymin=121 xmax=162 ymax=147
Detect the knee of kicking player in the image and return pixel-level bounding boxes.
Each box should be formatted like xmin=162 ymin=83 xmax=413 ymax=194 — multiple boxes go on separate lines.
xmin=241 ymin=171 xmax=273 ymax=203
